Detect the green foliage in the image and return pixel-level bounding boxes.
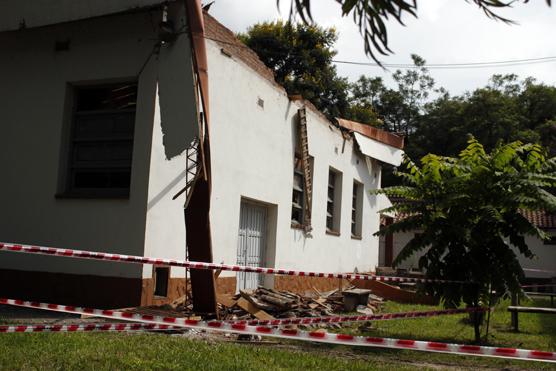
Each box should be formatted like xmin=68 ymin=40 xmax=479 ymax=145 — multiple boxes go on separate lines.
xmin=239 ymin=21 xmax=351 ymax=120
xmin=375 ymin=138 xmax=556 ymax=311
xmin=348 ymin=55 xmax=436 ymax=135
xmin=409 ymin=75 xmax=556 ymax=161
xmin=280 ymin=0 xmax=551 ymax=64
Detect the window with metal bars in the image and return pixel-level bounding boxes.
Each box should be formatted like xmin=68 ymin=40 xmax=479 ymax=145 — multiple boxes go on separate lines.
xmin=326 ymin=168 xmax=342 ymax=234
xmin=291 ymin=153 xmax=305 ymax=225
xmin=351 ymin=180 xmax=363 ymax=238
xmin=62 ymin=82 xmax=137 ymax=197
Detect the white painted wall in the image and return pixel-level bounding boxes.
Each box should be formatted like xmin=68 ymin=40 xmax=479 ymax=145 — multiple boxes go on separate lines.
xmin=518 ymin=233 xmax=556 ymax=279
xmin=381 ymin=230 xmax=556 ymax=278
xmin=389 ymin=230 xmax=424 ymax=270
xmin=142 ymin=3 xmax=199 ymax=279
xmin=0 ymin=11 xmax=162 ymax=278
xmin=206 ymin=39 xmax=386 ymax=278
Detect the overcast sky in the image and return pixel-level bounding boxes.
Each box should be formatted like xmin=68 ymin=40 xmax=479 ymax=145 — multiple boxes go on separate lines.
xmin=209 ymin=0 xmax=556 ymax=96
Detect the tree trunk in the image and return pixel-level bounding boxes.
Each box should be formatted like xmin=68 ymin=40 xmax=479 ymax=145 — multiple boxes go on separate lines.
xmin=473 ymin=313 xmax=481 ymax=343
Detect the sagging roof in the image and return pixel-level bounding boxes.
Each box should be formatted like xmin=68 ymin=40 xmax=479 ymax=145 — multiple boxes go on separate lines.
xmin=337 ymin=118 xmax=404 ymax=150
xmin=353 ymin=132 xmax=404 ymax=166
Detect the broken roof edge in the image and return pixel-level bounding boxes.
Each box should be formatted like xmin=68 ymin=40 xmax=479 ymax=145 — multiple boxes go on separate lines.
xmin=203 ymin=12 xmax=280 ymax=90
xmin=336 ymin=118 xmax=404 ymax=150
xmin=202 ymin=12 xmax=380 ymax=142
xmin=354 ymin=132 xmax=404 ymax=167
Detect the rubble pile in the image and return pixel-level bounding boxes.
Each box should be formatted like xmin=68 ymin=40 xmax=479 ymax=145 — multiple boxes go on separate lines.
xmin=217 ymin=286 xmax=383 ymax=321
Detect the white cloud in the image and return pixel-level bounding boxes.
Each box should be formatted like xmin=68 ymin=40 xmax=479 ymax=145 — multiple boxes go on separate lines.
xmin=208 ymin=0 xmax=556 ymax=95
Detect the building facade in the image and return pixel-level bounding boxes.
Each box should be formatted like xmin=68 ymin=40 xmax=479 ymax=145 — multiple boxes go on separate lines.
xmin=0 ymin=6 xmax=404 ymax=308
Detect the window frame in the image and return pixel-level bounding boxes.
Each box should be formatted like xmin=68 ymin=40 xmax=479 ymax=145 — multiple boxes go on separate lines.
xmin=153 ymin=266 xmax=170 ymax=298
xmin=291 ymin=153 xmax=305 ymax=226
xmin=291 ymin=153 xmax=313 ymax=228
xmin=57 ymin=81 xmax=138 ymax=199
xmin=351 ymin=180 xmax=364 ymax=239
xmin=326 ymin=167 xmax=342 ymax=235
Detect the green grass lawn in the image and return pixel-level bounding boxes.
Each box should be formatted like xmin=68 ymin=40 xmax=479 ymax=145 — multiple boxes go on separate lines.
xmin=0 ymin=298 xmax=554 ymax=370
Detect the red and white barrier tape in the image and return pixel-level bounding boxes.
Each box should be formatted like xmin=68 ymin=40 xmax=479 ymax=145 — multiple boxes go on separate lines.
xmin=233 ymin=307 xmax=485 ymax=327
xmin=0 ymin=242 xmax=465 ymax=284
xmin=1 ymin=298 xmax=553 ymax=363
xmin=0 ymin=323 xmax=178 ymax=333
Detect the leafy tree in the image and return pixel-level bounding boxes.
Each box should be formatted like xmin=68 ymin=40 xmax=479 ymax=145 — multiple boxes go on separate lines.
xmin=391 ymin=54 xmax=435 ymax=137
xmin=239 ymin=21 xmax=350 ymax=120
xmin=538 ymin=120 xmax=556 ymax=157
xmin=349 ymin=55 xmax=435 ymax=135
xmin=410 ymin=75 xmax=556 ymax=160
xmin=375 ymin=138 xmax=556 ymax=341
xmin=280 ymin=0 xmax=552 ymax=63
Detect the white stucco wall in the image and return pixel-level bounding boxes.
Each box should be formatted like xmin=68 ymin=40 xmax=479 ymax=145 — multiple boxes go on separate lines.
xmin=0 ymin=12 xmax=161 ymax=278
xmin=390 ymin=231 xmax=424 ymax=270
xmin=206 ymin=40 xmax=385 ymax=278
xmin=518 ymin=233 xmax=556 ymax=279
xmin=382 ymin=230 xmax=556 ymax=278
xmin=142 ymin=3 xmax=198 ymax=279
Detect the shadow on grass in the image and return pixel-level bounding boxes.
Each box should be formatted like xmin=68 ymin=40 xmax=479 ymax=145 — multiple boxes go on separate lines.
xmin=533 ymin=297 xmax=556 ymax=347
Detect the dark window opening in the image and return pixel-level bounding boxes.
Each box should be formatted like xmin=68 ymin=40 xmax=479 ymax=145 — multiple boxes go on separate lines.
xmin=326 ymin=168 xmax=342 ymax=233
xmin=154 ymin=267 xmax=170 ymax=297
xmin=63 ymin=82 xmax=137 ymax=197
xmin=326 ymin=171 xmax=335 ymax=230
xmin=351 ymin=181 xmax=363 ymax=237
xmin=291 ymin=153 xmax=305 ymax=225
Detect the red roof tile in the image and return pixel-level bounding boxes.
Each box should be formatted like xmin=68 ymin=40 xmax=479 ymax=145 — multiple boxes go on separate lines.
xmin=519 ymin=209 xmax=556 ymax=229
xmin=337 ymin=118 xmax=404 ymax=149
xmin=383 ymin=197 xmax=556 ymax=229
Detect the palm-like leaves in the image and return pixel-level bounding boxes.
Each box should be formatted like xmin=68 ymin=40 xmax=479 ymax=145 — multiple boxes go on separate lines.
xmin=280 ymin=0 xmax=551 ymax=65
xmin=375 ymin=137 xmax=556 ymax=308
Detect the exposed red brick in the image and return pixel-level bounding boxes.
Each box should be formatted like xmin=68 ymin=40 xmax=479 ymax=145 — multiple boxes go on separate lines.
xmin=204 ymin=12 xmax=279 ymax=88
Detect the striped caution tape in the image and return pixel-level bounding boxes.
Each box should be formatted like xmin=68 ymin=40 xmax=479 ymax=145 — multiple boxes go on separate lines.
xmin=1 ymin=298 xmax=553 ymax=363
xmin=0 ymin=323 xmax=179 ymax=333
xmin=0 ymin=242 xmax=465 ymax=284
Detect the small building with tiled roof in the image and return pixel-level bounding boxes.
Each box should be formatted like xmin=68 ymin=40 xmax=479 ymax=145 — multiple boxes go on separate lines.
xmin=379 ymin=200 xmax=556 ymax=280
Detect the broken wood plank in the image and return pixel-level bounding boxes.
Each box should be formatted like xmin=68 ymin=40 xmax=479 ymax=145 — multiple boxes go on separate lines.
xmin=170 ymin=295 xmax=186 ymax=308
xmin=216 ymin=293 xmax=237 ymax=308
xmin=236 ymin=298 xmax=275 ymax=320
xmin=259 ymin=294 xmax=294 ymax=309
xmin=240 ymin=290 xmax=275 ymax=311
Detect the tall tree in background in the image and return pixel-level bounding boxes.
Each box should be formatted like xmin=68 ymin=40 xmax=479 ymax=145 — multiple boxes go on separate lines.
xmin=410 ymin=75 xmax=556 ymax=160
xmin=392 ymin=55 xmax=435 ymax=137
xmin=348 ymin=55 xmax=435 ymax=135
xmin=239 ymin=22 xmax=350 ymax=120
xmin=376 ymin=138 xmax=556 ymax=342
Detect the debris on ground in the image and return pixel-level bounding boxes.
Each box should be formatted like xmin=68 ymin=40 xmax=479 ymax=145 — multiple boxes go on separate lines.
xmin=217 ymin=286 xmax=383 ymax=321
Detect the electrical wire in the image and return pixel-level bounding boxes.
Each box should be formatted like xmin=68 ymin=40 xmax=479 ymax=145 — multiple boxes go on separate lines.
xmin=204 ymin=34 xmax=556 ymax=70
xmin=334 ymin=57 xmax=556 ymax=70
